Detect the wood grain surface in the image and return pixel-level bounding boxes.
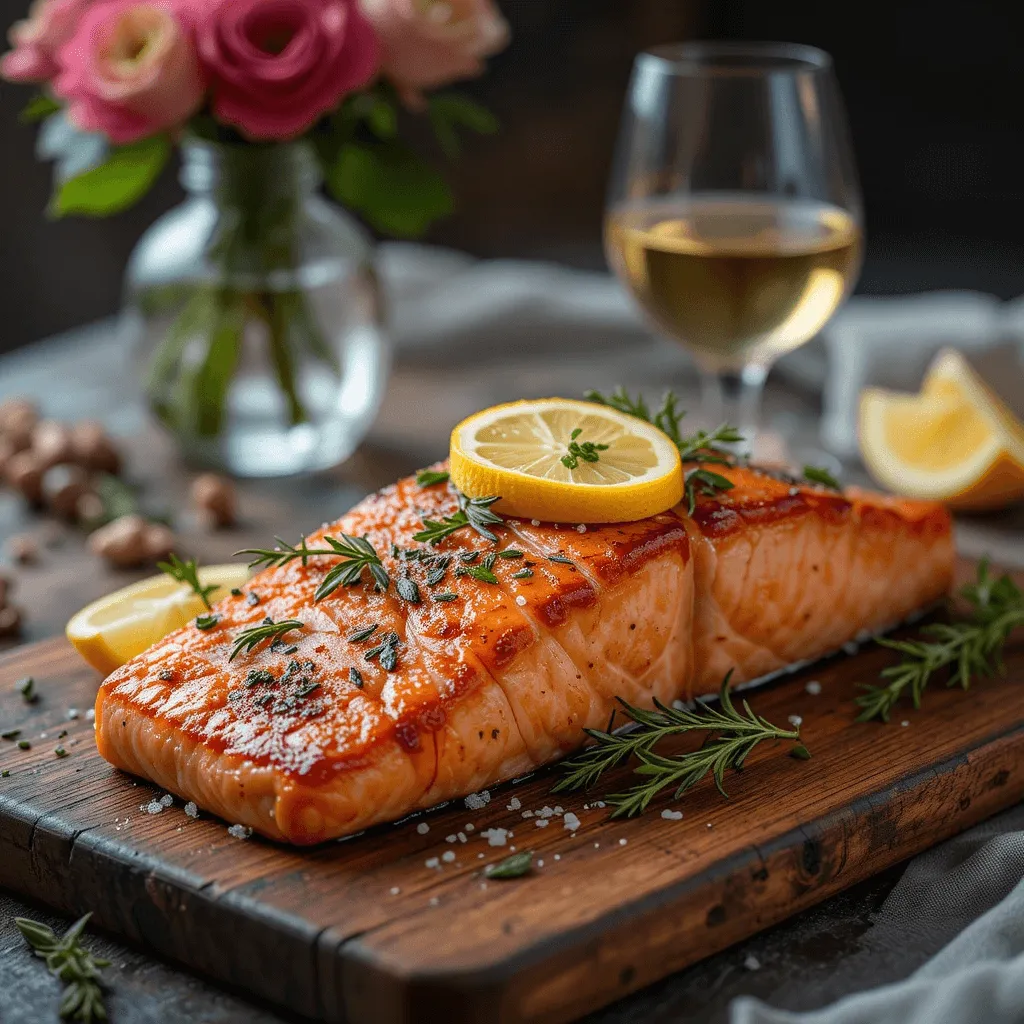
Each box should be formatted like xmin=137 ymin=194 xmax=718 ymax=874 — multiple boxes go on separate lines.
xmin=0 ymin=568 xmax=1021 ymax=1024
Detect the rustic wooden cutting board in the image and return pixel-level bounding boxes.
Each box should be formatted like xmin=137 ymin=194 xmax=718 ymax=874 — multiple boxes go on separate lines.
xmin=1 ymin=582 xmax=1022 ymax=1024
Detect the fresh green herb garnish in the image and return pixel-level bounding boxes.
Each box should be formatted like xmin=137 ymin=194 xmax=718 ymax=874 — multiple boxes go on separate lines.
xmin=236 ymin=535 xmax=390 ymax=599
xmin=365 ymin=631 xmax=401 ymax=671
xmin=552 ymin=674 xmax=806 ymax=817
xmin=416 ymin=469 xmax=450 ymax=487
xmin=511 ymin=568 xmax=534 ymax=580
xmin=16 ymin=914 xmax=110 ymax=1024
xmin=17 ymin=677 xmax=37 ymax=703
xmin=547 ymin=555 xmax=574 ymax=566
xmin=498 ymin=548 xmax=524 ymax=559
xmin=195 ymin=614 xmax=220 ymax=630
xmin=561 ymin=427 xmax=610 ymax=471
xmin=245 ymin=669 xmax=275 ymax=687
xmin=482 ymin=552 xmax=497 ymax=571
xmin=1 ymin=770 xmax=9 ymax=777
xmin=396 ymin=577 xmax=422 ymax=604
xmin=347 ymin=624 xmax=379 ymax=643
xmin=229 ymin=618 xmax=305 ymax=661
xmin=18 ymin=739 xmax=31 ymax=751
xmin=157 ymin=554 xmax=219 ymax=610
xmin=683 ymin=467 xmax=736 ymax=514
xmin=803 ymin=465 xmax=842 ymax=491
xmin=349 ymin=667 xmax=364 ymax=687
xmin=1 ymin=728 xmax=21 ymax=740
xmin=425 ymin=564 xmax=447 ymax=585
xmin=414 ymin=492 xmax=504 ymax=545
xmin=857 ymin=560 xmax=1024 ymax=722
xmin=55 ymin=746 xmax=68 ymax=759
xmin=458 ymin=565 xmax=499 ymax=584
xmin=485 ymin=850 xmax=534 ymax=879
xmin=460 ymin=551 xmax=480 ymax=564
xmin=432 ymin=592 xmax=459 ymax=602
xmin=230 ymin=588 xmax=243 ymax=597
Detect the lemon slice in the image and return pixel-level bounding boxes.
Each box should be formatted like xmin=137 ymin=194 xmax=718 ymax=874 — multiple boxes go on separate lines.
xmin=859 ymin=348 xmax=1024 ymax=510
xmin=67 ymin=563 xmax=251 ymax=676
xmin=449 ymin=398 xmax=684 ymax=523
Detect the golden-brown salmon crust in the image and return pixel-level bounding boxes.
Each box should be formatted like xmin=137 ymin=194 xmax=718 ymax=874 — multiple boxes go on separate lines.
xmin=95 ymin=466 xmax=953 ymax=843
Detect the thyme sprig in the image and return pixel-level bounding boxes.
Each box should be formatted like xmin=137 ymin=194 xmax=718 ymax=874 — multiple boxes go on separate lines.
xmin=16 ymin=913 xmax=110 ymax=1023
xmin=803 ymin=465 xmax=842 ymax=491
xmin=561 ymin=427 xmax=610 ymax=470
xmin=158 ymin=554 xmax=219 ymax=610
xmin=413 ymin=491 xmax=504 ymax=545
xmin=230 ymin=618 xmax=305 ymax=661
xmin=416 ymin=469 xmax=450 ymax=487
xmin=584 ymin=388 xmax=742 ymax=511
xmin=236 ymin=535 xmax=389 ymax=600
xmin=552 ymin=674 xmax=807 ymax=817
xmin=856 ymin=560 xmax=1024 ymax=722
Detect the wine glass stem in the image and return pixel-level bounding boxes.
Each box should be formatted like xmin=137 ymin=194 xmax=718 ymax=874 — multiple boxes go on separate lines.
xmin=700 ymin=365 xmax=767 ymax=459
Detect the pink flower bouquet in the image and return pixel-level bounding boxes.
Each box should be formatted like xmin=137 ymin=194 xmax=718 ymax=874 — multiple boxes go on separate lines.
xmin=2 ymin=0 xmax=509 ymax=468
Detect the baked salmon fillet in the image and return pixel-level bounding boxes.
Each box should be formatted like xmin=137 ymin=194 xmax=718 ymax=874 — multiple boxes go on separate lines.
xmin=95 ymin=466 xmax=954 ymax=844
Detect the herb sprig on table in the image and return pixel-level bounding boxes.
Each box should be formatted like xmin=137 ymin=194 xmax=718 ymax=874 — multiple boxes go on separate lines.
xmin=16 ymin=914 xmax=110 ymax=1023
xmin=553 ymin=675 xmax=808 ymax=817
xmin=584 ymin=388 xmax=742 ymax=512
xmin=858 ymin=560 xmax=1024 ymax=722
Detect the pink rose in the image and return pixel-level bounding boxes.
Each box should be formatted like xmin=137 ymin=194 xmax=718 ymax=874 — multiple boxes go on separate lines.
xmin=360 ymin=0 xmax=508 ymax=105
xmin=195 ymin=0 xmax=379 ymax=141
xmin=2 ymin=0 xmax=94 ymax=83
xmin=55 ymin=1 xmax=205 ymax=143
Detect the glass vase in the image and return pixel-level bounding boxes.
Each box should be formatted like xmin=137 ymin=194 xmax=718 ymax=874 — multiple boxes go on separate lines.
xmin=122 ymin=139 xmax=389 ymax=478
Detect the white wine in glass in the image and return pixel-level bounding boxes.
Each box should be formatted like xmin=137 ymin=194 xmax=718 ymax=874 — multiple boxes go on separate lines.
xmin=606 ymin=43 xmax=863 ymax=450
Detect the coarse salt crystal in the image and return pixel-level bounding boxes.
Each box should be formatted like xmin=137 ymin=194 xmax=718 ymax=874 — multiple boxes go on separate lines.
xmin=425 ymin=857 xmax=440 ymax=869
xmin=788 ymin=715 xmax=803 ymax=727
xmin=553 ymin=854 xmax=561 ymax=861
xmin=537 ymin=806 xmax=555 ymax=818
xmin=66 ymin=708 xmax=79 ymax=720
xmin=416 ymin=822 xmax=430 ymax=835
xmin=594 ymin=842 xmax=600 ymax=848
xmin=228 ymin=824 xmax=252 ymax=839
xmin=184 ymin=802 xmax=199 ymax=819
xmin=535 ymin=819 xmax=549 ymax=828
xmin=576 ymin=524 xmax=587 ymax=533
xmin=160 ymin=794 xmax=173 ymax=807
xmin=842 ymin=641 xmax=859 ymax=655
xmin=661 ymin=810 xmax=683 ymax=821
xmin=531 ymin=519 xmax=540 ymax=527
xmin=464 ymin=823 xmax=475 ymax=832
xmin=537 ymin=859 xmax=544 ymax=867
xmin=457 ymin=832 xmax=467 ymax=843
xmin=85 ymin=709 xmax=95 ymax=721
xmin=442 ymin=851 xmax=456 ymax=863
xmin=553 ymin=806 xmax=563 ymax=815
xmin=744 ymin=955 xmax=761 ymax=971
xmin=465 ymin=790 xmax=491 ymax=811
xmin=562 ymin=812 xmax=581 ymax=831
xmin=481 ymin=827 xmax=509 ymax=847
xmin=515 ymin=595 xmax=527 ymax=607
xmin=144 ymin=801 xmax=163 ymax=815
xmin=390 ymin=886 xmax=401 ymax=895
xmin=429 ymin=897 xmax=440 ymax=907
xmin=619 ymin=838 xmax=627 ymax=846
xmin=901 ymin=720 xmax=910 ymax=728
xmin=805 ymin=681 xmax=822 ymax=696
xmin=446 ymin=834 xmax=458 ymax=843
xmin=507 ymin=797 xmax=521 ymax=811
xmin=521 ymin=810 xmax=534 ymax=818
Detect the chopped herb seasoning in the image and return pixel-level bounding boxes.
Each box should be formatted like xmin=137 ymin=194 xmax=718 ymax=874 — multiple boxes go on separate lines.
xmin=414 ymin=492 xmax=504 ymax=545
xmin=158 ymin=669 xmax=175 ymax=681
xmin=1 ymin=770 xmax=9 ymax=777
xmin=230 ymin=619 xmax=305 ymax=661
xmin=482 ymin=552 xmax=497 ymax=571
xmin=397 ymin=577 xmax=421 ymax=604
xmin=365 ymin=631 xmax=401 ymax=671
xmin=58 ymin=730 xmax=67 ymax=739
xmin=246 ymin=592 xmax=261 ymax=606
xmin=1 ymin=729 xmax=21 ymax=740
xmin=349 ymin=667 xmax=364 ymax=687
xmin=498 ymin=548 xmax=524 ymax=559
xmin=416 ymin=469 xmax=451 ymax=487
xmin=459 ymin=551 xmax=480 ymax=564
xmin=547 ymin=555 xmax=574 ymax=565
xmin=463 ymin=565 xmax=499 ymax=584
xmin=296 ymin=682 xmax=321 ymax=698
xmin=17 ymin=677 xmax=36 ymax=703
xmin=803 ymin=465 xmax=842 ymax=490
xmin=195 ymin=614 xmax=220 ymax=630
xmin=245 ymin=669 xmax=275 ymax=687
xmin=230 ymin=588 xmax=243 ymax=596
xmin=254 ymin=693 xmax=274 ymax=707
xmin=485 ymin=850 xmax=534 ymax=879
xmin=17 ymin=740 xmax=30 ymax=750
xmin=425 ymin=565 xmax=447 ymax=586
xmin=432 ymin=592 xmax=458 ymax=602
xmin=279 ymin=645 xmax=299 ymax=656
xmin=347 ymin=624 xmax=379 ymax=643
xmin=561 ymin=427 xmax=610 ymax=470
xmin=511 ymin=568 xmax=534 ymax=580
xmin=55 ymin=746 xmax=68 ymax=758
xmin=227 ymin=691 xmax=243 ymax=701
xmin=303 ymin=660 xmax=315 ymax=673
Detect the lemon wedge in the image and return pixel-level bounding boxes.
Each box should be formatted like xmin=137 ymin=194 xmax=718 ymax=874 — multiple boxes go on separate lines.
xmin=67 ymin=563 xmax=251 ymax=675
xmin=449 ymin=398 xmax=684 ymax=523
xmin=859 ymin=348 xmax=1024 ymax=510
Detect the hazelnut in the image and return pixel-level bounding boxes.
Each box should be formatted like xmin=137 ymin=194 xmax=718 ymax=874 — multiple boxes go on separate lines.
xmin=89 ymin=514 xmax=149 ymax=569
xmin=143 ymin=523 xmax=175 ymax=562
xmin=192 ymin=473 xmax=237 ymax=529
xmin=0 ymin=604 xmax=22 ymax=638
xmin=5 ymin=451 xmax=44 ymax=504
xmin=42 ymin=464 xmax=91 ymax=521
xmin=6 ymin=534 xmax=38 ymax=565
xmin=0 ymin=398 xmax=38 ymax=450
xmin=31 ymin=420 xmax=74 ymax=471
xmin=70 ymin=421 xmax=122 ymax=475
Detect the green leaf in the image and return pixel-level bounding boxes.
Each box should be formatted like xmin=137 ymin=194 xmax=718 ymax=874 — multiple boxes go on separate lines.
xmin=327 ymin=142 xmax=454 ymax=239
xmin=51 ymin=135 xmax=171 ymax=218
xmin=429 ymin=93 xmax=500 ymax=159
xmin=20 ymin=94 xmax=61 ymax=124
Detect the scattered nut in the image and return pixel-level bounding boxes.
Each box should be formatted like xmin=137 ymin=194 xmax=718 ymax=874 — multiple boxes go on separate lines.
xmin=192 ymin=473 xmax=236 ymax=529
xmin=143 ymin=523 xmax=175 ymax=562
xmin=70 ymin=421 xmax=121 ymax=475
xmin=5 ymin=450 xmax=44 ymax=504
xmin=30 ymin=420 xmax=75 ymax=471
xmin=0 ymin=398 xmax=38 ymax=450
xmin=0 ymin=604 xmax=22 ymax=638
xmin=5 ymin=534 xmax=37 ymax=565
xmin=89 ymin=514 xmax=149 ymax=569
xmin=42 ymin=464 xmax=91 ymax=521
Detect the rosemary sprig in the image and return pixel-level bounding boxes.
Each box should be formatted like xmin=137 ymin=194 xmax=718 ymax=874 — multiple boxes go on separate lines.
xmin=16 ymin=913 xmax=110 ymax=1023
xmin=856 ymin=560 xmax=1024 ymax=722
xmin=230 ymin=618 xmax=305 ymax=661
xmin=157 ymin=554 xmax=218 ymax=610
xmin=561 ymin=427 xmax=610 ymax=470
xmin=236 ymin=535 xmax=389 ymax=600
xmin=413 ymin=491 xmax=504 ymax=545
xmin=585 ymin=388 xmax=741 ymax=510
xmin=416 ymin=469 xmax=450 ymax=487
xmin=803 ymin=465 xmax=842 ymax=491
xmin=552 ymin=674 xmax=807 ymax=817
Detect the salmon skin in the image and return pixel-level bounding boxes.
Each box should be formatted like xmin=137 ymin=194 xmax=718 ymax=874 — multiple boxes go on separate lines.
xmin=95 ymin=466 xmax=954 ymax=844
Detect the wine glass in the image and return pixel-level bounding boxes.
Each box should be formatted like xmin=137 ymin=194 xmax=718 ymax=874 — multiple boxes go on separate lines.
xmin=605 ymin=42 xmax=863 ymax=455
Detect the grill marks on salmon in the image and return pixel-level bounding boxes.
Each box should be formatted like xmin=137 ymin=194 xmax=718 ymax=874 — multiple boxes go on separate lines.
xmin=95 ymin=467 xmax=954 ymax=844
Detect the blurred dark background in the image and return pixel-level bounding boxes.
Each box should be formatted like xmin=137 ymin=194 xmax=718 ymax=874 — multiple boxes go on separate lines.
xmin=1 ymin=0 xmax=1023 ymax=352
